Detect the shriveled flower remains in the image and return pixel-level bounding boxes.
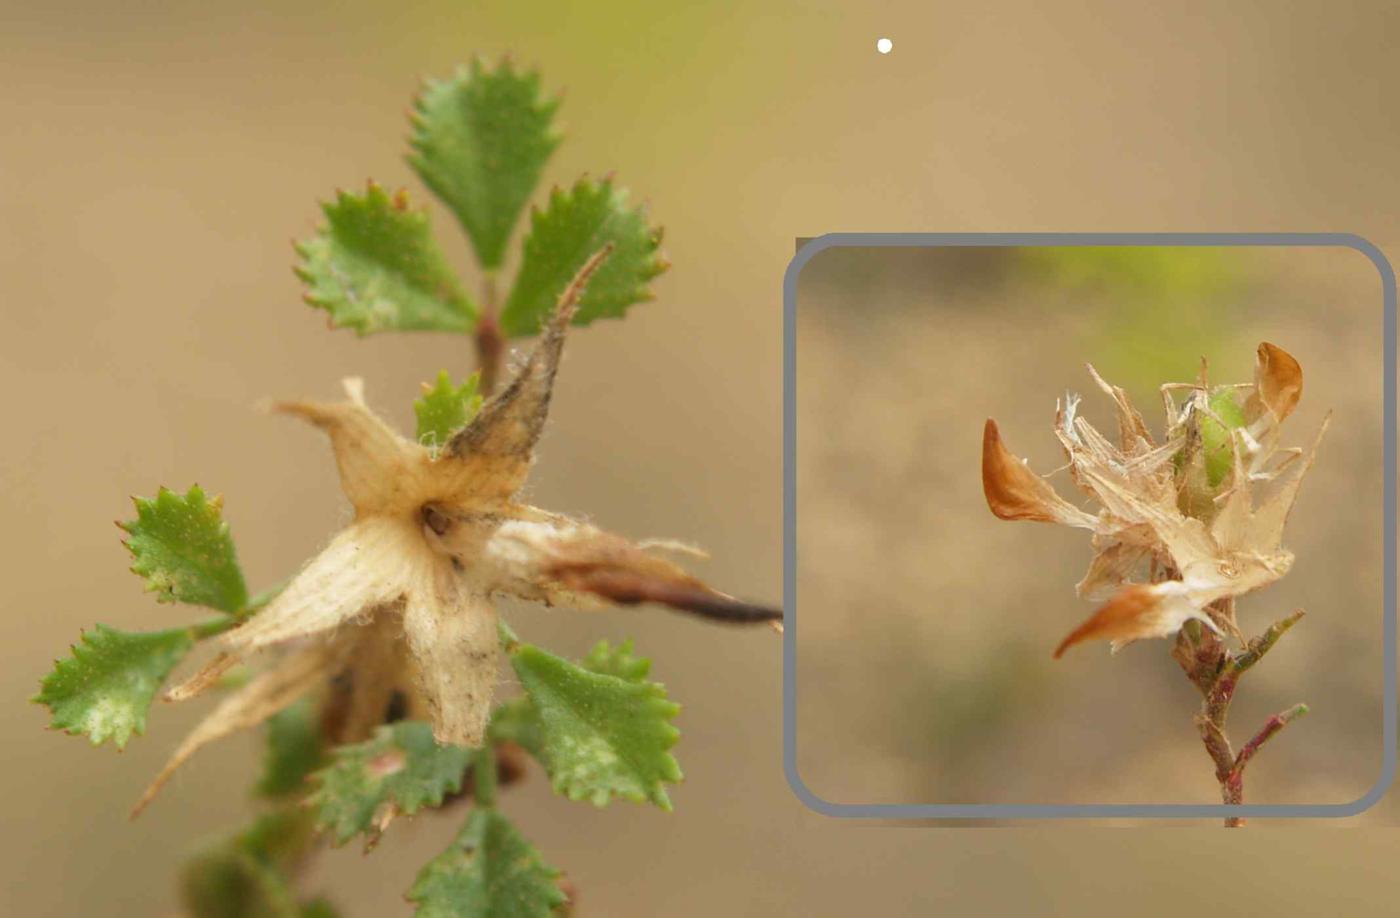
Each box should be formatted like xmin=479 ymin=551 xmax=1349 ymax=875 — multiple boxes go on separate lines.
xmin=136 ymin=251 xmax=778 ymax=813
xmin=982 ymin=342 xmax=1324 ymax=659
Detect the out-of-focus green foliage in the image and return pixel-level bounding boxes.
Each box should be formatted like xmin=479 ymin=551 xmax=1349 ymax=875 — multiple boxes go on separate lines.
xmin=1019 ymin=247 xmax=1246 ymax=388
xmin=409 ymin=807 xmax=566 ymax=918
xmin=257 ymin=698 xmax=326 ymax=799
xmin=180 ymin=808 xmax=332 ymax=918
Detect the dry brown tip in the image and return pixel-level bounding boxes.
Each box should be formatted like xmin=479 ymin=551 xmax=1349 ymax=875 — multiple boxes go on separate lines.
xmin=981 ymin=419 xmax=1062 ymax=523
xmin=163 ymin=652 xmax=238 ymax=702
xmin=1255 ymin=342 xmax=1303 ymax=422
xmin=1053 ymin=583 xmax=1161 ymax=659
xmin=554 ymin=564 xmax=781 ymax=624
xmin=552 ymin=243 xmax=614 ymax=325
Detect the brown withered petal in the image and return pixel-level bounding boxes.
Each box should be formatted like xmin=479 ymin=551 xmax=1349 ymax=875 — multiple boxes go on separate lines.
xmin=402 ymin=569 xmax=499 ymax=747
xmin=327 ymin=607 xmax=425 ymax=745
xmin=1054 ymin=581 xmax=1215 ymax=659
xmin=226 ymin=517 xmax=430 ymax=653
xmin=1074 ymin=540 xmax=1150 ymax=601
xmin=134 ymin=641 xmax=344 ymax=816
xmin=1238 ymin=413 xmax=1329 ymax=556
xmin=163 ymin=652 xmax=237 ymax=702
xmin=271 ymin=378 xmax=427 ymax=517
xmin=471 ymin=514 xmax=782 ymax=624
xmin=981 ymin=419 xmax=1097 ymax=527
xmin=1253 ymin=342 xmax=1303 ymax=423
xmin=1085 ymin=363 xmax=1154 ymax=452
xmin=551 ymin=567 xmax=780 ymax=624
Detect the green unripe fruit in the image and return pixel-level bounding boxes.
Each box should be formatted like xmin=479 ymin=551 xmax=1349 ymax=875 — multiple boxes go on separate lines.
xmin=1200 ymin=387 xmax=1247 ymax=487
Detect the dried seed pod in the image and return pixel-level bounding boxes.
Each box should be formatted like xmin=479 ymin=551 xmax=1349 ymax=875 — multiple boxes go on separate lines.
xmin=985 ymin=343 xmax=1322 ymax=657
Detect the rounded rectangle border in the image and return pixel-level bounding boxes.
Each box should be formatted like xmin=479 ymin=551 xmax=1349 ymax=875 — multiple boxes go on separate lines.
xmin=782 ymin=233 xmax=1397 ymax=819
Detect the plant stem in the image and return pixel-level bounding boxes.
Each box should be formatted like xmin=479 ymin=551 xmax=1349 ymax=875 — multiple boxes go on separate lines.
xmin=190 ymin=616 xmax=236 ymax=640
xmin=473 ymin=743 xmax=499 ymax=807
xmin=1175 ymin=609 xmax=1307 ymax=827
xmin=476 ymin=272 xmax=503 ymax=395
xmin=1233 ymin=703 xmax=1309 ymax=778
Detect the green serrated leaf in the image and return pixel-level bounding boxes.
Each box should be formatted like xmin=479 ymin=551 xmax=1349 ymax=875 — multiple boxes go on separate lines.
xmin=309 ymin=721 xmax=472 ymax=846
xmin=295 ymin=182 xmax=476 ymax=335
xmin=580 ymin=639 xmax=651 ymax=682
xmin=415 ymin=371 xmax=484 ymax=449
xmin=507 ymin=639 xmax=681 ymax=809
xmin=257 ymin=697 xmax=325 ymax=799
xmin=120 ymin=485 xmax=248 ymax=613
xmin=488 ymin=640 xmax=648 ymax=764
xmin=501 ymin=176 xmax=668 ymax=337
xmin=409 ymin=808 xmax=566 ymax=918
xmin=409 ymin=58 xmax=562 ymax=270
xmin=34 ymin=624 xmax=195 ymax=749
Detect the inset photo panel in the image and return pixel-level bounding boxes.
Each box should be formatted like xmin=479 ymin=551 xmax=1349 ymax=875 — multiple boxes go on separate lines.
xmin=784 ymin=235 xmax=1395 ymax=821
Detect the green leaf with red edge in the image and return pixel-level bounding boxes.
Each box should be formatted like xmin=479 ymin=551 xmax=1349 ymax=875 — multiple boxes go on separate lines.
xmin=295 ymin=182 xmax=476 ymax=335
xmin=409 ymin=58 xmax=562 ymax=270
xmin=500 ymin=176 xmax=668 ymax=337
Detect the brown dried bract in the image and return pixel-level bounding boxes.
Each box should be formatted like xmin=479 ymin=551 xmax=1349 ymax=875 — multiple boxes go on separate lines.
xmin=1250 ymin=341 xmax=1303 ymax=423
xmin=1053 ymin=581 xmax=1219 ymax=658
xmin=981 ymin=419 xmax=1096 ymax=527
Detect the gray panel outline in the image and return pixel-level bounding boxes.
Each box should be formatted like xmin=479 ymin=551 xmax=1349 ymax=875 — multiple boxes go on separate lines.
xmin=782 ymin=233 xmax=1396 ymax=819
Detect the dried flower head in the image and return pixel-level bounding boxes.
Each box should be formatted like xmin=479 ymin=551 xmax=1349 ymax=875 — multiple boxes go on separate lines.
xmin=135 ymin=249 xmax=777 ymax=814
xmin=982 ymin=342 xmax=1326 ymax=658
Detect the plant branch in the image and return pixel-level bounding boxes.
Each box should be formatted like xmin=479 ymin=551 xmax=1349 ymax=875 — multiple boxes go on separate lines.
xmin=472 ymin=743 xmax=499 ymax=808
xmin=1233 ymin=703 xmax=1309 ymax=777
xmin=1231 ymin=609 xmax=1305 ymax=677
xmin=476 ymin=272 xmax=503 ymax=395
xmin=1175 ymin=608 xmax=1307 ymax=827
xmin=1194 ymin=715 xmax=1235 ymax=786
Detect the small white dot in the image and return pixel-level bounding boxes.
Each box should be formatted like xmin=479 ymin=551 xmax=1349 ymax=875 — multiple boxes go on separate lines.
xmin=876 ymin=37 xmax=893 ymax=54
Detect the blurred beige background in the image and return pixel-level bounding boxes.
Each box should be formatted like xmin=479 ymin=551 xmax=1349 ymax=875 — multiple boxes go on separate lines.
xmin=795 ymin=245 xmax=1385 ymax=807
xmin=3 ymin=1 xmax=1399 ymax=915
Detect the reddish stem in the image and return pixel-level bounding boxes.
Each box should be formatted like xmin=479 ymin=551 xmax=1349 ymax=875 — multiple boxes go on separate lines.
xmin=476 ymin=273 xmax=503 ymax=395
xmin=1175 ymin=609 xmax=1307 ymax=827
